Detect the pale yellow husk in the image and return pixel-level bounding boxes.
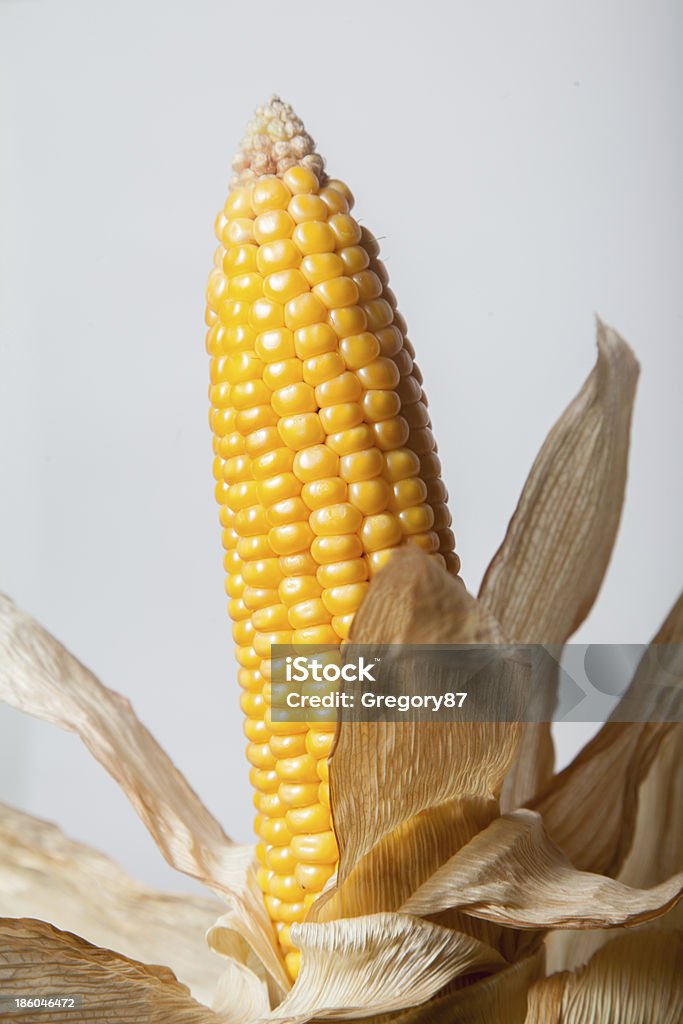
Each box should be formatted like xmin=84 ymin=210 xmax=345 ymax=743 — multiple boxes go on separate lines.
xmin=0 ymin=301 xmax=680 ymax=1024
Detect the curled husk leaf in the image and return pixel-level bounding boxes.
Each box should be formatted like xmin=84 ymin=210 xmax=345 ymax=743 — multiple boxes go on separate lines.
xmin=0 ymin=595 xmax=287 ymax=995
xmin=481 ymin=321 xmax=639 ymax=808
xmin=0 ymin=918 xmax=221 ymax=1024
xmin=0 ymin=802 xmax=226 ymax=1006
xmin=525 ymin=930 xmax=683 ymax=1023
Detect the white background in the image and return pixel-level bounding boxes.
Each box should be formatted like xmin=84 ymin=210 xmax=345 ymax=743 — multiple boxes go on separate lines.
xmin=1 ymin=0 xmax=681 ymax=894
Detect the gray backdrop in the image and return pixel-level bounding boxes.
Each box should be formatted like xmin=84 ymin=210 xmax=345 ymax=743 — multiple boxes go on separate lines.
xmin=1 ymin=0 xmax=681 ymax=893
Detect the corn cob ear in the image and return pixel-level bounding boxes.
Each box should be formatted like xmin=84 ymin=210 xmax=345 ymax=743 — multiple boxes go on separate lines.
xmin=205 ymin=96 xmax=459 ymax=980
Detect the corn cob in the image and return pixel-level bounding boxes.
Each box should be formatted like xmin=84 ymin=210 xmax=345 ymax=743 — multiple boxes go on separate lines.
xmin=205 ymin=97 xmax=459 ymax=979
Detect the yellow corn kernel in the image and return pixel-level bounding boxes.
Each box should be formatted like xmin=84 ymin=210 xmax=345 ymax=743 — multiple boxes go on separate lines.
xmin=256 ymin=239 xmax=301 ymax=275
xmin=285 ymin=951 xmax=302 ymax=977
xmin=319 ymin=403 xmax=363 ymax=432
xmin=357 ymin=357 xmax=400 ymax=390
xmin=339 ymin=448 xmax=383 ymax=482
xmin=292 ymin=221 xmax=336 ymax=256
xmin=251 ymin=767 xmax=279 ymax=794
xmin=367 ymin=548 xmax=397 ymax=575
xmin=267 ymin=496 xmax=308 ymax=526
xmin=245 ymin=426 xmax=281 ymax=458
xmin=254 ymin=327 xmax=296 ymax=362
xmin=363 ymin=390 xmax=402 ymax=422
xmin=385 ymin=448 xmax=421 ymax=481
xmin=360 ymin=512 xmax=403 ymax=551
xmin=263 ymin=269 xmax=309 ymax=303
xmin=224 ymin=187 xmax=254 ymax=218
xmin=373 ymin=416 xmax=410 ymax=451
xmin=288 ymin=598 xmax=332 ymax=629
xmin=256 ymin=866 xmax=272 ymax=892
xmin=276 ymin=753 xmax=320 ymax=783
xmin=286 ymin=803 xmax=331 ymax=835
xmin=310 ymin=503 xmax=363 ymax=536
xmin=249 ymin=301 xmax=284 ymax=334
xmin=305 ymin=730 xmax=335 ymax=758
xmin=290 ymin=830 xmax=338 ymax=864
xmin=302 ymin=352 xmax=346 ymax=387
xmin=321 ymin=582 xmax=369 ymax=616
xmin=348 ymin=478 xmax=391 ymax=515
xmin=352 ymin=269 xmax=383 ymax=301
xmin=293 ymin=443 xmax=339 ymax=481
xmin=236 ymin=645 xmax=261 ymax=669
xmin=279 ymin=575 xmax=322 ymax=605
xmin=292 ymin=624 xmax=339 ymax=645
xmin=271 ymin=382 xmax=317 ymax=417
xmin=268 ymin=873 xmax=307 ymax=902
xmin=279 ymin=551 xmax=318 ymax=576
xmin=252 ymin=447 xmax=294 ymax=480
xmin=376 ymin=325 xmax=403 ymax=357
xmin=301 ymin=478 xmax=348 ymax=510
xmin=392 ymin=477 xmax=428 ymax=509
xmin=225 ymin=218 xmax=254 ymax=245
xmin=300 ymin=252 xmax=344 ymax=286
xmin=311 ymin=533 xmax=363 ymax=563
xmin=293 ymin=322 xmax=338 ymax=358
xmin=328 ymin=213 xmax=362 ymax=248
xmin=338 ymin=245 xmax=369 ymax=274
xmin=247 ymin=743 xmax=276 ymax=770
xmin=252 ymin=176 xmax=291 ymax=214
xmin=228 ymin=272 xmax=264 ymax=302
xmin=236 ymin=535 xmax=275 ymax=562
xmin=278 ymin=412 xmax=325 ymax=450
xmin=315 ymin=371 xmax=361 ymax=407
xmin=276 ymin=922 xmax=295 ymax=951
xmin=295 ymin=862 xmax=335 ymax=892
xmin=283 ymin=165 xmax=320 ymax=195
xmin=242 ymin=558 xmax=283 ymax=589
xmin=285 ymin=292 xmax=327 ymax=330
xmin=254 ymin=209 xmax=295 ymax=244
xmin=252 ymin=604 xmax=291 ymax=631
xmin=316 ymin=558 xmax=367 ymax=589
xmin=279 ymin=782 xmax=320 ymax=807
xmin=235 ymin=508 xmax=270 ymax=538
xmin=328 ymin=305 xmax=367 ymax=338
xmin=313 ymin=276 xmax=359 ymax=309
xmin=288 ymin=194 xmax=329 ymax=223
xmin=263 ymin=359 xmax=303 ymax=391
xmin=410 ymin=531 xmax=440 ymax=553
xmin=266 ymin=845 xmax=297 ymax=873
xmin=244 ymin=717 xmax=268 ymax=743
xmin=326 ymin=424 xmax=375 ymax=456
xmin=255 ymin=790 xmax=285 ymax=817
xmin=270 ymin=733 xmax=307 ymax=758
xmin=363 ymin=298 xmax=394 ymax=331
xmin=399 ymin=504 xmax=435 ymax=534
xmin=320 ymin=186 xmax=349 ymax=215
xmin=253 ymin=630 xmax=291 ymax=658
xmin=258 ymin=472 xmax=301 ymax=506
xmin=338 ymin=332 xmax=380 ymax=369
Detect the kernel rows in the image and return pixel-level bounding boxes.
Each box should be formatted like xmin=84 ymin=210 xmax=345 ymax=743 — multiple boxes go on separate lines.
xmin=205 ymin=164 xmax=458 ymax=978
